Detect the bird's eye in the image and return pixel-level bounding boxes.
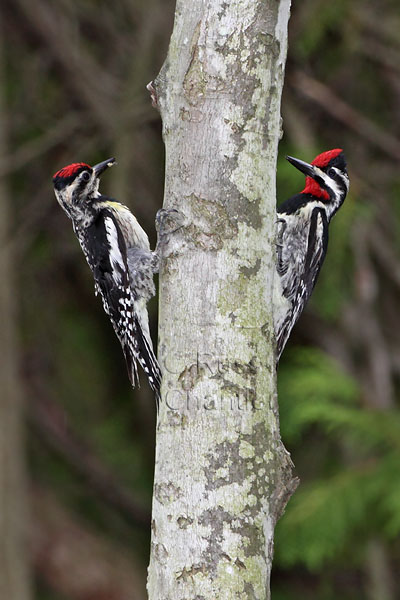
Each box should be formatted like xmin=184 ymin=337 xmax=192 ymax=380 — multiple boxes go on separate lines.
xmin=81 ymin=171 xmax=91 ymax=182
xmin=328 ymin=168 xmax=336 ymax=177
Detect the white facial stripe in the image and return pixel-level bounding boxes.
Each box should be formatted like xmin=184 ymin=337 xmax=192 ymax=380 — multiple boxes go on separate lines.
xmin=313 ymin=167 xmax=343 ymax=199
xmin=334 ymin=167 xmax=350 ymax=191
xmin=73 ymin=170 xmax=98 ymax=197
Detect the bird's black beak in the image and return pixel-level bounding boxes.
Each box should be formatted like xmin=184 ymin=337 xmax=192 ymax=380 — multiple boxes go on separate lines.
xmin=286 ymin=155 xmax=315 ymax=178
xmin=93 ymin=157 xmax=116 ymax=178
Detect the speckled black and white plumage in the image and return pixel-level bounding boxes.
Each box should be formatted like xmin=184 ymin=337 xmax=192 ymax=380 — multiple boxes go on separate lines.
xmin=275 ymin=149 xmax=349 ymax=361
xmin=53 ymin=158 xmax=161 ymax=401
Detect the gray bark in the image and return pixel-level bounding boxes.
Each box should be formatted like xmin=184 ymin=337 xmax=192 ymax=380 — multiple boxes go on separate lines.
xmin=148 ymin=1 xmax=295 ymax=598
xmin=0 ymin=11 xmax=31 ymax=600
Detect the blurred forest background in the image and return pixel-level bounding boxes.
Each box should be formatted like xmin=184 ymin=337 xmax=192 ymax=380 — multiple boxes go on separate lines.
xmin=1 ymin=0 xmax=400 ymax=598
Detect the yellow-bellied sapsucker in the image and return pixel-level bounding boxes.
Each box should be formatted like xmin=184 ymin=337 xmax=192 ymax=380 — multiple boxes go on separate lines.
xmin=53 ymin=158 xmax=162 ymax=400
xmin=275 ymin=148 xmax=349 ymax=360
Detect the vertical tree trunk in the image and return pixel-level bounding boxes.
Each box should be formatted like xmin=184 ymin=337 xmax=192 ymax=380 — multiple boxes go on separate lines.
xmin=0 ymin=11 xmax=31 ymax=600
xmin=148 ymin=1 xmax=295 ymax=598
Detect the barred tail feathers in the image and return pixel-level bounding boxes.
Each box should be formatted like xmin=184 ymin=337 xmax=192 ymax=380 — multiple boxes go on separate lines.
xmin=122 ymin=342 xmax=140 ymax=387
xmin=121 ymin=328 xmax=161 ymax=403
xmin=137 ymin=324 xmax=160 ymax=394
xmin=133 ymin=315 xmax=161 ymax=403
xmin=132 ymin=299 xmax=161 ymax=400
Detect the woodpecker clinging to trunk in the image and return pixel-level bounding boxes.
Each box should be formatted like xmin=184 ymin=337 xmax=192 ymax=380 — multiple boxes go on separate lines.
xmin=53 ymin=158 xmax=162 ymax=401
xmin=274 ymin=148 xmax=349 ymax=360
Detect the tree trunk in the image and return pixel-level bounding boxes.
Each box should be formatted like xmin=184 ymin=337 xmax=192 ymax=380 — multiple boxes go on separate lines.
xmin=0 ymin=10 xmax=31 ymax=600
xmin=148 ymin=1 xmax=295 ymax=598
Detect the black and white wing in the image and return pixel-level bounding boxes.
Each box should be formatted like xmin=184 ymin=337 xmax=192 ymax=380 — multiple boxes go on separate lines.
xmin=82 ymin=212 xmax=161 ymax=398
xmin=276 ymin=207 xmax=328 ymax=360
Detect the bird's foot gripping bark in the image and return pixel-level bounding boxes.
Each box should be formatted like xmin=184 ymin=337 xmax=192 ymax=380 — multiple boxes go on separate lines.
xmin=146 ymin=81 xmax=159 ymax=110
xmin=156 ymin=208 xmax=184 ymax=235
xmin=154 ymin=208 xmax=184 ymax=265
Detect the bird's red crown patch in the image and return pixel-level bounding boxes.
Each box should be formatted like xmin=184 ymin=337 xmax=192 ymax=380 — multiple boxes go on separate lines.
xmin=301 ymin=149 xmax=343 ymax=199
xmin=311 ymin=148 xmax=343 ymax=168
xmin=53 ymin=163 xmax=91 ymax=179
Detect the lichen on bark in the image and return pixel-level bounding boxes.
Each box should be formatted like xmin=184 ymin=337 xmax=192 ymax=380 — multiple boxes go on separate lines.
xmin=147 ymin=1 xmax=295 ymax=599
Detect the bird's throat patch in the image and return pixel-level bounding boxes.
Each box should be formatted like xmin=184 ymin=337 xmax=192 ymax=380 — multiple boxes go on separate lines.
xmin=302 ymin=177 xmax=329 ymax=200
